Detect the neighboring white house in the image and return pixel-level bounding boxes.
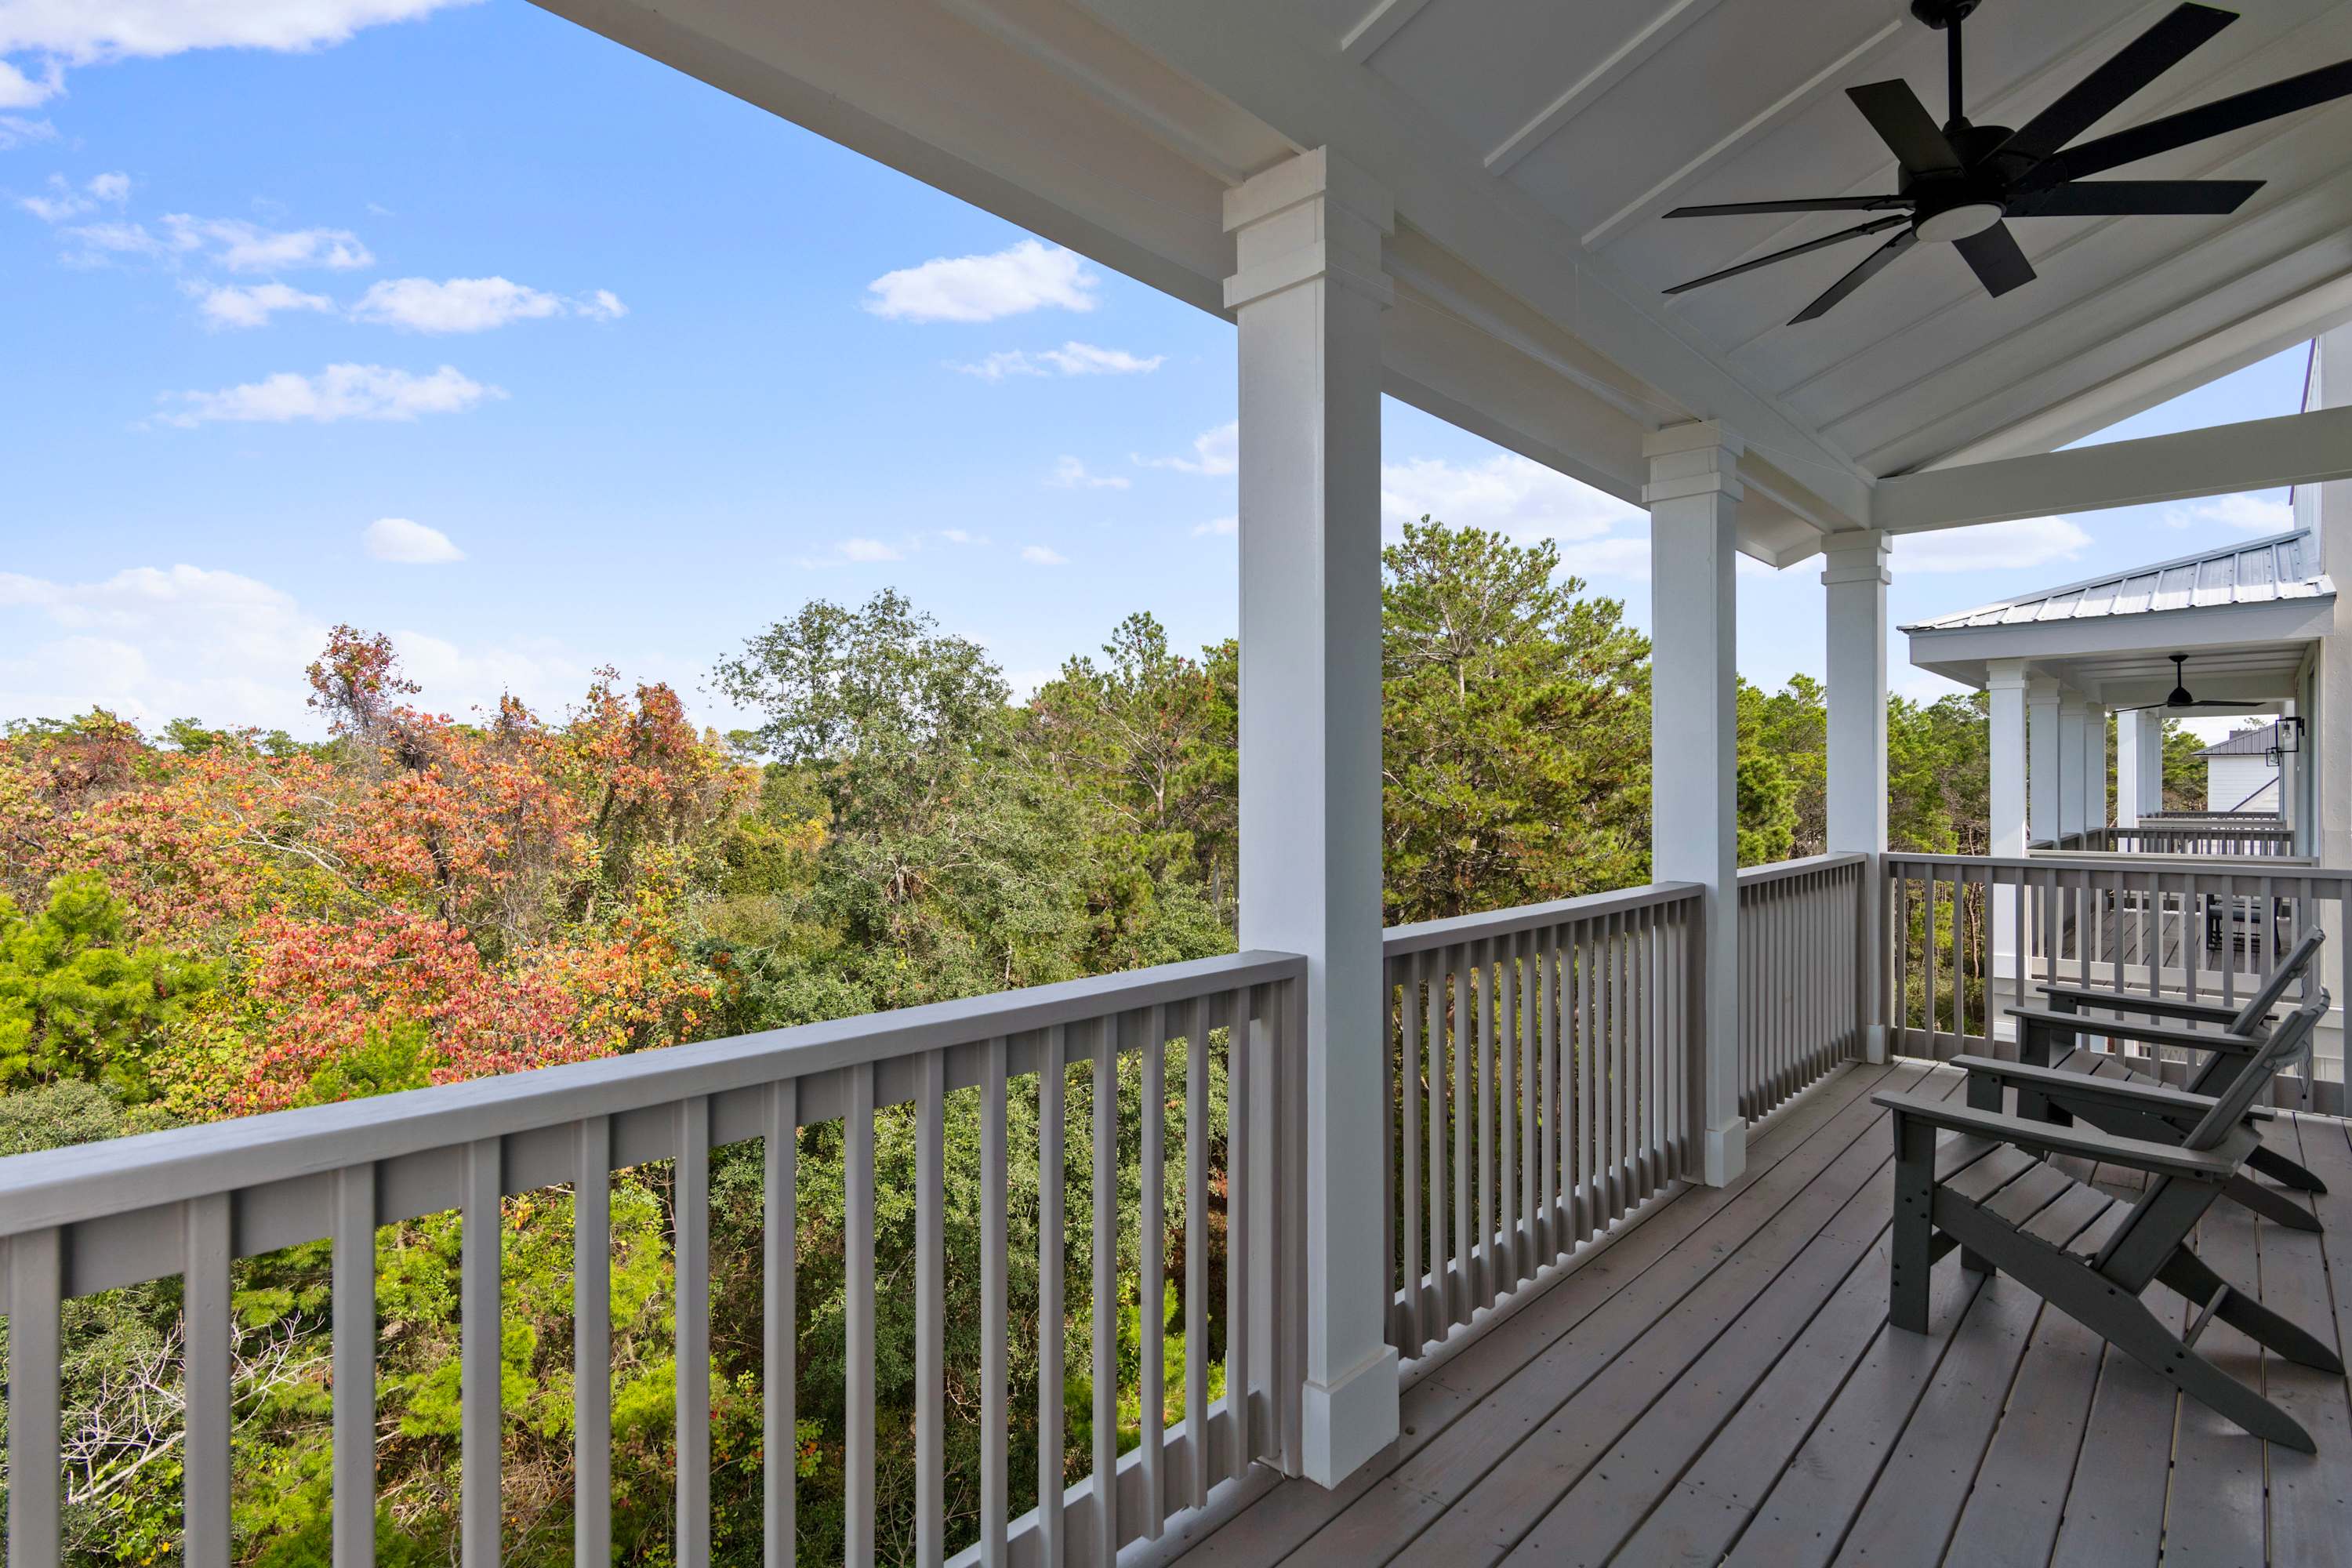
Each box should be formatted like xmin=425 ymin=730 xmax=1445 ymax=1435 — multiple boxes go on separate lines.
xmin=2200 ymin=722 xmax=2286 ymax=813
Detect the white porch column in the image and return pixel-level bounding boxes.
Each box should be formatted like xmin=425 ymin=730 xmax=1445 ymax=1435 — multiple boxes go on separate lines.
xmin=2058 ymin=693 xmax=2089 ymax=840
xmin=2085 ymin=702 xmax=2109 ymax=833
xmin=1225 ymin=147 xmax=1398 ymax=1488
xmin=1646 ymin=421 xmax=1745 ymax=1186
xmin=2028 ymin=675 xmax=2062 ymax=847
xmin=1988 ymin=660 xmax=2029 ymax=1036
xmin=1822 ymin=530 xmax=1889 ymax=1061
xmin=2116 ymin=708 xmax=2151 ymax=826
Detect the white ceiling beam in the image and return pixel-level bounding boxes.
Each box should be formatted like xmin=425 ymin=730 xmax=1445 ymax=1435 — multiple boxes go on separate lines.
xmin=1340 ymin=0 xmax=1432 ymax=62
xmin=1485 ymin=0 xmax=1730 ymax=176
xmin=1874 ymin=404 xmax=2352 ymax=532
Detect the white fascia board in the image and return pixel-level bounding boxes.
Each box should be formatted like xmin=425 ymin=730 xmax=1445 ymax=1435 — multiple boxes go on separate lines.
xmin=1904 ymin=595 xmax=2336 ymax=676
xmin=1875 ymin=405 xmax=2352 ymax=533
xmin=1067 ymin=0 xmax=1874 ymax=528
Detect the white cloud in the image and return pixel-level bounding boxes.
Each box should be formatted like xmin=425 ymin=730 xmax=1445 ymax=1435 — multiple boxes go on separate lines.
xmin=937 ymin=528 xmax=989 ymax=546
xmin=362 ymin=517 xmax=464 ymax=564
xmin=60 ymin=212 xmax=371 ymax=270
xmin=0 ymin=113 xmax=56 ymax=147
xmin=157 ymin=362 xmax=502 ymax=426
xmin=351 ymin=275 xmax=626 ymax=333
xmin=865 ymin=238 xmax=1097 ymax=323
xmin=1021 ymin=544 xmax=1069 ymax=566
xmin=953 ymin=341 xmax=1163 ymax=380
xmin=2162 ymin=493 xmax=2292 ymax=534
xmin=190 ymin=280 xmax=333 ymax=328
xmin=1551 ymin=535 xmax=1657 ymax=581
xmin=16 ymin=169 xmax=127 ymax=221
xmin=1049 ymin=456 xmax=1128 ymax=491
xmin=1380 ymin=453 xmax=1641 ymax=543
xmin=0 ymin=0 xmax=480 ymax=107
xmin=1136 ymin=420 xmax=1237 ymax=477
xmin=1893 ymin=515 xmax=2092 ymax=574
xmin=791 ymin=536 xmax=908 ymax=568
xmin=1192 ymin=515 xmax=1237 ymax=539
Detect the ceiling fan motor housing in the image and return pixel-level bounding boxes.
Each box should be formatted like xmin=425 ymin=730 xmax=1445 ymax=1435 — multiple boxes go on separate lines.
xmin=1910 ymin=0 xmax=1982 ymax=27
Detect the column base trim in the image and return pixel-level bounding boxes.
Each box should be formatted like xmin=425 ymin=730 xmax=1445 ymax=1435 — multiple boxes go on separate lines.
xmin=1863 ymin=1024 xmax=1890 ymax=1065
xmin=1700 ymin=1120 xmax=1748 ymax=1188
xmin=1299 ymin=1342 xmax=1399 ymax=1488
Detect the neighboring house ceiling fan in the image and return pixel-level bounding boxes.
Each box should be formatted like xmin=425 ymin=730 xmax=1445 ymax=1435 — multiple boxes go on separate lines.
xmin=2116 ymin=654 xmax=2260 ymax=713
xmin=1662 ymin=0 xmax=2352 ymax=322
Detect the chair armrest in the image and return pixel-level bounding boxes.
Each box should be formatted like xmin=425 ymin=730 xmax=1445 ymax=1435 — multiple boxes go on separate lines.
xmin=1951 ymin=1054 xmax=2220 ymax=1119
xmin=2038 ymin=985 xmax=2248 ymax=1028
xmin=1872 ymin=1090 xmax=2241 ymax=1180
xmin=2007 ymin=1007 xmax=2263 ymax=1056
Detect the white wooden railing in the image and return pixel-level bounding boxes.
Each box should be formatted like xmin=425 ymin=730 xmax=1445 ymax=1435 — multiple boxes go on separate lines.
xmin=2045 ymin=822 xmax=2302 ymax=858
xmin=1380 ymin=883 xmax=1703 ymax=1359
xmin=0 ymin=950 xmax=1306 ymax=1568
xmin=1735 ymin=853 xmax=1867 ymax=1121
xmin=1882 ymin=851 xmax=2347 ymax=1113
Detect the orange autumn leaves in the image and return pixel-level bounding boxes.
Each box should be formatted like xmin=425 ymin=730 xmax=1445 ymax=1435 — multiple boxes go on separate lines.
xmin=0 ymin=627 xmax=754 ymax=1116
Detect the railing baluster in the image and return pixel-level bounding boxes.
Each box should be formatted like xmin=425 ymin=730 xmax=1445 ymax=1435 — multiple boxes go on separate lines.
xmin=1091 ymin=1021 xmax=1120 ymax=1563
xmin=1226 ymin=988 xmax=1253 ymax=1479
xmin=1397 ymin=967 xmax=1422 ymax=1352
xmin=1422 ymin=951 xmax=1446 ymax=1337
xmin=1040 ymin=1025 xmax=1068 ymax=1563
xmin=334 ymin=1163 xmax=379 ymax=1568
xmin=1474 ymin=940 xmax=1494 ymax=1308
xmin=461 ymin=1137 xmax=501 ymax=1568
xmin=918 ymin=1050 xmax=946 ymax=1568
xmin=763 ymin=1087 xmax=795 ymax=1568
xmin=1540 ymin=930 xmax=1559 ymax=1263
xmin=183 ymin=1192 xmax=231 ymax=1568
xmin=1141 ymin=1010 xmax=1167 ymax=1535
xmin=678 ymin=1096 xmax=711 ymax=1568
xmin=1383 ymin=966 xmax=1399 ymax=1347
xmin=980 ymin=1042 xmax=1009 ymax=1566
xmin=1451 ymin=944 xmax=1471 ymax=1324
xmin=1498 ymin=933 xmax=1519 ymax=1287
xmin=5 ymin=1227 xmax=62 ymax=1568
xmin=1183 ymin=1000 xmax=1209 ymax=1511
xmin=846 ymin=1068 xmax=877 ymax=1568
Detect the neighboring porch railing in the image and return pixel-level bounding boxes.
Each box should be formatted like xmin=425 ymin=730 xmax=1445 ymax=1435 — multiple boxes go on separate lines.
xmin=1881 ymin=851 xmax=2348 ymax=1113
xmin=0 ymin=951 xmax=1306 ymax=1568
xmin=1379 ymin=883 xmax=1704 ymax=1360
xmin=1735 ymin=853 xmax=1867 ymax=1120
xmin=2045 ymin=822 xmax=2301 ymax=857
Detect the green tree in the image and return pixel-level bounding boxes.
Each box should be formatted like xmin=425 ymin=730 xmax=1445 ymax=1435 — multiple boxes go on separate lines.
xmin=0 ymin=874 xmax=214 ymax=1101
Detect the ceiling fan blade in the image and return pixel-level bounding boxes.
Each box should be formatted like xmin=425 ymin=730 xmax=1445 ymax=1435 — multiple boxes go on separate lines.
xmin=1997 ymin=4 xmax=2237 ymax=163
xmin=2022 ymin=58 xmax=2352 ymax=187
xmin=1790 ymin=227 xmax=1917 ymax=322
xmin=1664 ymin=195 xmax=1911 ymax=217
xmin=1662 ymin=214 xmax=1911 ymax=296
xmin=2010 ymin=177 xmax=2263 ymax=216
xmin=1954 ymin=221 xmax=2034 ymax=297
xmin=1846 ymin=80 xmax=1962 ymax=173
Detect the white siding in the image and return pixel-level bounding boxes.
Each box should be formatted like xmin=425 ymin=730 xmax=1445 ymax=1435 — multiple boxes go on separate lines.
xmin=2205 ymin=754 xmax=2280 ymax=812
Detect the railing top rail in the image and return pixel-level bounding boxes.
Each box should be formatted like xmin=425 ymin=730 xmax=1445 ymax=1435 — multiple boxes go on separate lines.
xmin=0 ymin=947 xmax=1304 ymax=1240
xmin=1736 ymin=850 xmax=1869 ymax=890
xmin=1886 ymin=849 xmax=2349 ymax=886
xmin=1382 ymin=879 xmax=1702 ymax=957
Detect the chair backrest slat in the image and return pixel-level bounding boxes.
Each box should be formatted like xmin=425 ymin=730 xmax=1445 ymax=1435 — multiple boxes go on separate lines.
xmin=2227 ymin=927 xmax=2326 ymax=1036
xmin=2187 ymin=992 xmax=2328 ymax=1150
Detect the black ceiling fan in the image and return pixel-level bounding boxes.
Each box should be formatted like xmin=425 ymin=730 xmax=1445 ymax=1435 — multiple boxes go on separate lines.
xmin=1662 ymin=1 xmax=2352 ymax=323
xmin=2116 ymin=654 xmax=2263 ymax=713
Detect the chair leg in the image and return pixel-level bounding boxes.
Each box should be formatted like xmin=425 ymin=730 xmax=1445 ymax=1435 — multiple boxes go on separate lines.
xmin=2084 ymin=1272 xmax=2317 ymax=1452
xmin=1891 ymin=1114 xmax=1935 ymax=1334
xmin=2247 ymin=1144 xmax=2328 ymax=1195
xmin=2223 ymin=1172 xmax=2322 ymax=1233
xmin=2158 ymin=1250 xmax=2346 ymax=1374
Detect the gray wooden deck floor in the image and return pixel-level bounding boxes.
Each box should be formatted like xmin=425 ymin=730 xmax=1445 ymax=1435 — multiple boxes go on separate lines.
xmin=1171 ymin=1058 xmax=2352 ymax=1566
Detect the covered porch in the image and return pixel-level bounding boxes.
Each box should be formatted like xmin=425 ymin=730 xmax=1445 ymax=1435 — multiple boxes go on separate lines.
xmin=11 ymin=2 xmax=2352 ymax=1565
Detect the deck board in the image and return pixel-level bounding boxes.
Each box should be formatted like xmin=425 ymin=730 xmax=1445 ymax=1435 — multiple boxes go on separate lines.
xmin=1189 ymin=1061 xmax=2352 ymax=1568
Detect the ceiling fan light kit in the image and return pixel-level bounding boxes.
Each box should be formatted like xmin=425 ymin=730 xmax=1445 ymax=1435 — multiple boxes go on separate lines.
xmin=1662 ymin=2 xmax=2352 ymax=321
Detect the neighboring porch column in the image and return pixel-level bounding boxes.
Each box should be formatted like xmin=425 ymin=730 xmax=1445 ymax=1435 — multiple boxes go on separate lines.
xmin=1225 ymin=147 xmax=1399 ymax=1488
xmin=2058 ymin=692 xmax=2090 ymax=840
xmin=1646 ymin=421 xmax=1745 ymax=1186
xmin=2028 ymin=675 xmax=2062 ymax=846
xmin=2115 ymin=708 xmax=2156 ymax=826
xmin=1822 ymin=530 xmax=1890 ymax=1062
xmin=2085 ymin=702 xmax=2109 ymax=833
xmin=1988 ymin=660 xmax=2029 ymax=1036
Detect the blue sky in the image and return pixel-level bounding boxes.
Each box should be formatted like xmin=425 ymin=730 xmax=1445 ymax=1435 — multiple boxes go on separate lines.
xmin=0 ymin=0 xmax=2308 ymax=742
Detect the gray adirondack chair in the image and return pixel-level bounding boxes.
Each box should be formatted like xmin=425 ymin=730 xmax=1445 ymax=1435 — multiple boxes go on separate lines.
xmin=1994 ymin=925 xmax=2328 ymax=1221
xmin=1876 ymin=994 xmax=2341 ymax=1452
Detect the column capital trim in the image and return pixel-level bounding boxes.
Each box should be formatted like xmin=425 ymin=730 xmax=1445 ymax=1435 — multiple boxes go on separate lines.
xmin=1818 ymin=528 xmax=1891 ymax=586
xmin=1642 ymin=420 xmax=1744 ymax=504
xmin=1642 ymin=419 xmax=1744 ymax=461
xmin=1222 ymin=147 xmax=1394 ymax=312
xmin=1222 ymin=147 xmax=1392 ymax=235
xmin=1986 ymin=657 xmax=2031 ymax=692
